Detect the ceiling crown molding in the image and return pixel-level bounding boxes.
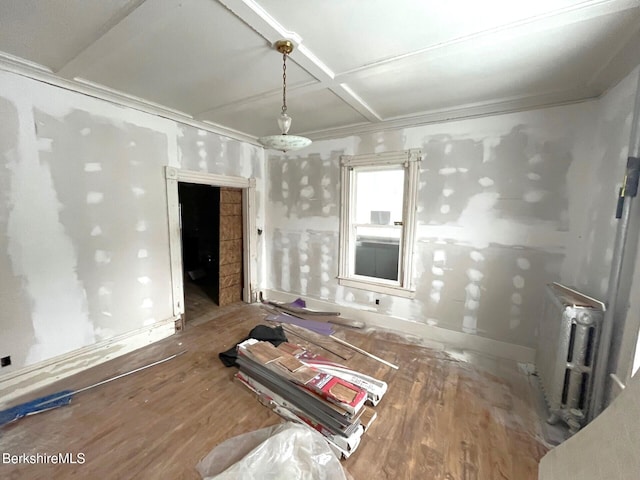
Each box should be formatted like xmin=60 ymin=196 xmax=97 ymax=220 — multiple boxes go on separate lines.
xmin=0 ymin=52 xmax=261 ymax=146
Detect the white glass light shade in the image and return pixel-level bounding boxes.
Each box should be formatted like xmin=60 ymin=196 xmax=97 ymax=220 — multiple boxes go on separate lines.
xmin=258 ymin=134 xmax=312 ymax=152
xmin=258 ymin=40 xmax=312 ymax=153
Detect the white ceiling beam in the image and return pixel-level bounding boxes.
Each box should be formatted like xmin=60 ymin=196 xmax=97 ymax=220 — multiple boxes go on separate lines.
xmin=217 ymin=0 xmax=324 ymax=77
xmin=194 ymin=80 xmax=323 ymax=118
xmin=213 ymin=0 xmax=638 ymax=126
xmin=217 ymin=0 xmax=382 ymax=122
xmin=2 ymin=0 xmax=635 ymax=145
xmin=195 ymin=78 xmax=382 ymax=123
xmin=332 ymin=83 xmax=382 ymax=121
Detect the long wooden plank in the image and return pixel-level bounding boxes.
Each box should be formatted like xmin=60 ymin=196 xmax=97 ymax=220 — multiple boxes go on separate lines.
xmin=330 ymin=335 xmax=400 ymax=370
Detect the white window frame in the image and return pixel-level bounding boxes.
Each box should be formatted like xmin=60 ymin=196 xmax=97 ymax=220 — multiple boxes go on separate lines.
xmin=338 ymin=149 xmax=421 ymax=298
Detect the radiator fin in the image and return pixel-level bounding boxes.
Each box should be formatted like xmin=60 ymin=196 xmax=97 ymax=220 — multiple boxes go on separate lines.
xmin=535 ymin=283 xmax=604 ymax=432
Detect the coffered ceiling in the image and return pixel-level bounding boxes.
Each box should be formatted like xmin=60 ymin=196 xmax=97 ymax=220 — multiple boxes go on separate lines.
xmin=1 ymin=0 xmax=639 ymax=144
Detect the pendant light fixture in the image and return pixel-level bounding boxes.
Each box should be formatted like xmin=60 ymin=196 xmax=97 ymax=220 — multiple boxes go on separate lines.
xmin=258 ymin=40 xmax=312 ymax=152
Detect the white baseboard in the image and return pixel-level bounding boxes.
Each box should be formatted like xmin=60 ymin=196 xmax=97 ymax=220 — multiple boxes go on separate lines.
xmin=0 ymin=317 xmax=177 ymax=407
xmin=263 ymin=289 xmax=535 ymax=364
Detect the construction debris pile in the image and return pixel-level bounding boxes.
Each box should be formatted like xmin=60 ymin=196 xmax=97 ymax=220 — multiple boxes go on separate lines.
xmin=230 ymin=297 xmax=391 ymax=459
xmin=235 ymin=339 xmax=384 ymax=458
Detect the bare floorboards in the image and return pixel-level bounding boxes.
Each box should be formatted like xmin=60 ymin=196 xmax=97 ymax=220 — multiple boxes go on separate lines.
xmin=183 ymin=279 xmax=218 ymax=324
xmin=0 ymin=302 xmax=548 ymax=479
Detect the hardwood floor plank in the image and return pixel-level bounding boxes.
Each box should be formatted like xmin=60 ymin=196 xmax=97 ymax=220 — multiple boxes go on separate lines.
xmin=0 ymin=303 xmax=548 ymax=479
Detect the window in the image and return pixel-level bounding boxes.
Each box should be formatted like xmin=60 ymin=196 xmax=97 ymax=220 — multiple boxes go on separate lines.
xmin=338 ymin=149 xmax=421 ymax=297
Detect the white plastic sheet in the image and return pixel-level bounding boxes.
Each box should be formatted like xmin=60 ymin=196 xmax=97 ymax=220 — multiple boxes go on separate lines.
xmin=196 ymin=422 xmax=350 ymax=480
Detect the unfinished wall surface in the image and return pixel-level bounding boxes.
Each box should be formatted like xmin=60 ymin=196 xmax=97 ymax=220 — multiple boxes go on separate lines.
xmin=0 ymin=70 xmax=264 ymax=376
xmin=601 ymin=67 xmax=640 ymax=391
xmin=569 ymin=67 xmax=639 ymax=300
xmin=266 ymin=104 xmax=601 ymax=350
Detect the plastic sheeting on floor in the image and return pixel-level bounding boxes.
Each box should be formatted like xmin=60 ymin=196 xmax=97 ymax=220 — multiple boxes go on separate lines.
xmin=196 ymin=422 xmax=351 ymax=480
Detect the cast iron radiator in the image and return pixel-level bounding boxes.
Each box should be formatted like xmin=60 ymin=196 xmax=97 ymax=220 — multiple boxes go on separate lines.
xmin=535 ymin=282 xmax=605 ymax=433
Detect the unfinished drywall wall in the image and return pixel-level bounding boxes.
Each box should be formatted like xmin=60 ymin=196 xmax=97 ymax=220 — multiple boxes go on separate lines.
xmin=0 ymin=95 xmax=37 ymax=372
xmin=569 ymin=67 xmax=639 ymax=299
xmin=600 ymin=66 xmax=640 ymax=392
xmin=0 ymin=70 xmax=264 ymax=377
xmin=266 ymin=103 xmax=599 ymax=350
xmin=176 ymin=123 xmax=266 ymax=294
xmin=32 ymin=108 xmax=173 ymax=351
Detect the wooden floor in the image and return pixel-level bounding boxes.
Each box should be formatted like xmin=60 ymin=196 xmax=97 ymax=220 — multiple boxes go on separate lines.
xmin=183 ymin=279 xmax=218 ymax=324
xmin=0 ymin=303 xmax=548 ymax=479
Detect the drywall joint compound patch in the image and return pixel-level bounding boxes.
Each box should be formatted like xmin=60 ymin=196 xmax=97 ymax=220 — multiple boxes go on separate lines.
xmin=3 ymin=81 xmax=94 ymax=363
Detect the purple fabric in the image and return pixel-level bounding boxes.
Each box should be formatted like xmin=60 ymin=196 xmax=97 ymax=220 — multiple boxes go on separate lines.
xmin=289 ymin=298 xmax=307 ymax=308
xmin=265 ymin=312 xmax=334 ymax=336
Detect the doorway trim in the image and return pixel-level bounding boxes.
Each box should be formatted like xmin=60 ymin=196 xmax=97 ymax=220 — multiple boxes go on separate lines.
xmin=165 ymin=166 xmax=257 ymax=316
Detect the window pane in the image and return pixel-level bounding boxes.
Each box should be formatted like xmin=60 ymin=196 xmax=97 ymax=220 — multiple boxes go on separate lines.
xmin=352 ymin=167 xmax=404 ymax=282
xmin=354 ymin=168 xmax=404 ymax=225
xmin=354 ymin=227 xmax=399 ymax=281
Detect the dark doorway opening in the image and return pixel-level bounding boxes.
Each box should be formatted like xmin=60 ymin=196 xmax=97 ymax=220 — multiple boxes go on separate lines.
xmin=179 ymin=183 xmax=220 ymax=317
xmin=178 ymin=183 xmax=244 ymax=323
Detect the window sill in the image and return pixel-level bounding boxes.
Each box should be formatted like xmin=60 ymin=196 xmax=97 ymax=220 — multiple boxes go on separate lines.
xmin=337 ymin=277 xmax=416 ymax=299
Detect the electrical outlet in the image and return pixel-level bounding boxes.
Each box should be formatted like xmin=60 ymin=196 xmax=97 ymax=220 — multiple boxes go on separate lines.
xmin=1 ymin=356 xmax=11 ymax=367
xmin=375 ymin=299 xmax=380 ymax=305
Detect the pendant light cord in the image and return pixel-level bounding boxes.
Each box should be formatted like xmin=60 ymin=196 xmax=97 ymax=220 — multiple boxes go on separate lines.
xmin=282 ymin=52 xmax=287 ymax=115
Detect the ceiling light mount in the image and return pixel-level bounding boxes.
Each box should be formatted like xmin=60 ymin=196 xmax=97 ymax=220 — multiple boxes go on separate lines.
xmin=258 ymin=40 xmax=312 ymax=153
xmin=275 ymin=39 xmax=294 ymax=56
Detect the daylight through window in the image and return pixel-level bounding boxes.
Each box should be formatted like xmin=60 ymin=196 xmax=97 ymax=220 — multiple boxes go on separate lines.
xmin=338 ymin=149 xmax=421 ymax=298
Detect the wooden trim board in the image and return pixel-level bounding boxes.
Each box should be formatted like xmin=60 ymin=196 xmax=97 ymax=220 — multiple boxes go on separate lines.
xmin=264 ymin=289 xmax=535 ymax=364
xmin=165 ymin=167 xmax=259 ymax=312
xmin=0 ymin=316 xmax=177 ymax=407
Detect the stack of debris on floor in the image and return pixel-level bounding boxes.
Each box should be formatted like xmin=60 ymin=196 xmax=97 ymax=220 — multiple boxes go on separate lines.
xmin=260 ymin=295 xmax=366 ymax=330
xmin=235 ymin=339 xmax=384 ymax=459
xmin=228 ymin=297 xmax=389 ymax=459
